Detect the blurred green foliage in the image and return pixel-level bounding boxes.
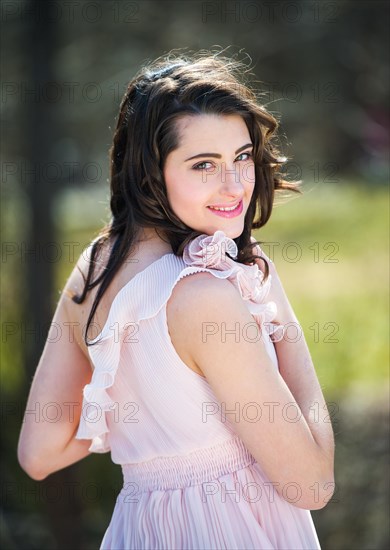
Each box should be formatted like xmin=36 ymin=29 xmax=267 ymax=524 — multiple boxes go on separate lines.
xmin=256 ymin=181 xmax=389 ymax=397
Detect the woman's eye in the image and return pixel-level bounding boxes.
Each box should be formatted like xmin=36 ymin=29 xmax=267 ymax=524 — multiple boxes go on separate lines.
xmin=192 ymin=152 xmax=252 ymax=171
xmin=236 ymin=152 xmax=253 ymax=162
xmin=193 ymin=161 xmax=214 ymax=170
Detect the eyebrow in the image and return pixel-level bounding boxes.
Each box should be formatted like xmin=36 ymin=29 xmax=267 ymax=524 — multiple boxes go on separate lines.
xmin=184 ymin=143 xmax=253 ymax=162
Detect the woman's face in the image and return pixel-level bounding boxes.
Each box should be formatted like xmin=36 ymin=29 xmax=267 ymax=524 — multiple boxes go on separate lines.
xmin=163 ymin=113 xmax=255 ymax=239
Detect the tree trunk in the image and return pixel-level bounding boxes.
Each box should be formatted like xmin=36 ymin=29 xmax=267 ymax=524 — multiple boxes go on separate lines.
xmin=23 ymin=1 xmax=83 ymax=547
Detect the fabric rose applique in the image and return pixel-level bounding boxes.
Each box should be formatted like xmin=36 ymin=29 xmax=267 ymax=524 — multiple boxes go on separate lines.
xmin=182 ymin=230 xmax=282 ymax=338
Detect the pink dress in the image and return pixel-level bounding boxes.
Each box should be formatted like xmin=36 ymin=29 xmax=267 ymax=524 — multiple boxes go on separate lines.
xmin=75 ymin=230 xmax=321 ymax=549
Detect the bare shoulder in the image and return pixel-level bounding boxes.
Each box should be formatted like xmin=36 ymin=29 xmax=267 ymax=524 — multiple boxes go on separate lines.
xmin=62 ymin=239 xmax=111 ymax=303
xmin=58 ymin=239 xmax=114 ymax=356
xmin=166 ymin=271 xmax=254 ymax=377
xmin=167 ymin=272 xmax=245 ymax=328
xmin=170 ymin=271 xmax=237 ymax=305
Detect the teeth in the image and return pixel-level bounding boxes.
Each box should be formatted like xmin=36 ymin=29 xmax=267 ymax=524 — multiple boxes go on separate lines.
xmin=209 ymin=202 xmax=240 ymax=212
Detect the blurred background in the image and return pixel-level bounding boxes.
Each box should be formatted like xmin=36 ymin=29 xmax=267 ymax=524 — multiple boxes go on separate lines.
xmin=1 ymin=0 xmax=389 ymax=548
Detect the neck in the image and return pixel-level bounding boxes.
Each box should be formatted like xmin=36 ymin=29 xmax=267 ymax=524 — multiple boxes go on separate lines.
xmin=137 ymin=227 xmax=172 ymax=253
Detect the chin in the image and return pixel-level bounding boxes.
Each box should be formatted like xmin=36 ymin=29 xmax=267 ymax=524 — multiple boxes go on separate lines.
xmin=208 ymin=225 xmax=244 ymax=240
xmin=228 ymin=231 xmax=243 ymax=241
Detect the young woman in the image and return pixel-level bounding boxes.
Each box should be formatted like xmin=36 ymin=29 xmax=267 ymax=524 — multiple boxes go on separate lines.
xmin=18 ymin=50 xmax=335 ymax=549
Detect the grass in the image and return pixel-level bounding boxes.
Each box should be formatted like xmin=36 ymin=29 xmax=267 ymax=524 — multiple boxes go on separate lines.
xmin=253 ymin=181 xmax=389 ymax=397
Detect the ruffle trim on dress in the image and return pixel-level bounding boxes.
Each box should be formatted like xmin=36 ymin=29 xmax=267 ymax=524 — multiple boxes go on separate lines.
xmin=75 ymin=333 xmax=121 ymax=452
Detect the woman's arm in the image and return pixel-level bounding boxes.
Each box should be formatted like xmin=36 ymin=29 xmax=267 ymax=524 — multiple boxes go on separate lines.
xmin=17 ymin=257 xmax=95 ymax=481
xmin=252 ymin=240 xmax=335 ymax=494
xmin=269 ymin=269 xmax=335 ymax=472
xmin=168 ymin=272 xmax=335 ymax=509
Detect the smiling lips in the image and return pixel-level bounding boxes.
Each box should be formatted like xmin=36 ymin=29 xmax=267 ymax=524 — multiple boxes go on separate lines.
xmin=207 ymin=200 xmax=243 ymax=218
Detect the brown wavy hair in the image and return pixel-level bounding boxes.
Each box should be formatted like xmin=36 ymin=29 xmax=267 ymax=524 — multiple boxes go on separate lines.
xmin=72 ymin=48 xmax=302 ymax=345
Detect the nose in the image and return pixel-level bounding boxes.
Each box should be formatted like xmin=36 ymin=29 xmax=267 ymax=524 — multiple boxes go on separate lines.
xmin=219 ymin=163 xmax=244 ymax=198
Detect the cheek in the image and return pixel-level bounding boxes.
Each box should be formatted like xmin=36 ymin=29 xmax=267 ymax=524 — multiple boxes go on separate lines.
xmin=243 ymin=164 xmax=256 ymax=190
xmin=173 ymin=187 xmax=208 ymax=212
xmin=164 ymin=169 xmax=181 ymax=204
xmin=166 ymin=168 xmax=208 ymax=202
xmin=165 ymin=171 xmax=205 ymax=213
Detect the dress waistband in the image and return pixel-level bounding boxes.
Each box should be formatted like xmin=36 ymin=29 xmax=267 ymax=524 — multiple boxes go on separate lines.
xmin=121 ymin=436 xmax=256 ymax=493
